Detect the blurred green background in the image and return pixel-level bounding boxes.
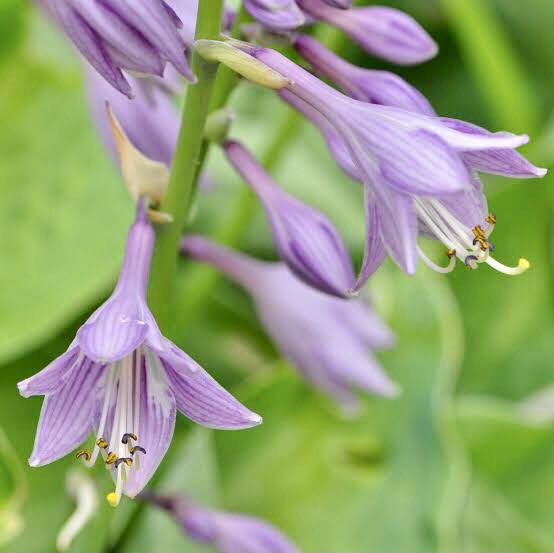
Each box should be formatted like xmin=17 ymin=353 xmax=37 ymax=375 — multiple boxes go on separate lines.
xmin=1 ymin=0 xmax=554 ymax=551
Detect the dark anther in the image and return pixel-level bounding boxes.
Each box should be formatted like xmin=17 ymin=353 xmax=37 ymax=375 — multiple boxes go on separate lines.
xmin=464 ymin=255 xmax=478 ymax=269
xmin=121 ymin=433 xmax=138 ymax=445
xmin=105 ymin=452 xmax=118 ymax=465
xmin=114 ymin=457 xmax=133 ymax=469
xmin=96 ymin=437 xmax=108 ymax=449
xmin=487 ymin=242 xmax=495 ymax=252
xmin=76 ymin=449 xmax=91 ymax=461
xmin=130 ymin=446 xmax=146 ymax=455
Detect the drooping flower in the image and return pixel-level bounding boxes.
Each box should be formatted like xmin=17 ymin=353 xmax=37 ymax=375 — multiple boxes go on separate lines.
xmin=182 ymin=236 xmax=398 ymax=413
xmin=40 ymin=0 xmax=194 ymax=98
xmin=146 ymin=493 xmax=300 ymax=553
xmin=232 ymin=44 xmax=546 ymax=283
xmin=18 ymin=203 xmax=261 ymax=507
xmin=223 ymin=140 xmax=356 ymax=297
xmin=292 ymin=33 xmax=435 ymax=115
xmin=244 ymin=0 xmax=306 ymax=30
xmin=296 ymin=0 xmax=438 ymax=64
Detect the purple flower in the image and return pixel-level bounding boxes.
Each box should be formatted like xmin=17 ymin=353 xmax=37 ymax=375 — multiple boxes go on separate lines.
xmin=18 ymin=203 xmax=261 ymax=506
xmin=296 ymin=0 xmax=437 ymax=65
xmin=293 ymin=34 xmax=435 ymax=115
xmin=238 ymin=45 xmax=546 ymax=282
xmin=86 ymin=66 xmax=179 ymax=167
xmin=181 ymin=236 xmax=398 ymax=413
xmin=40 ymin=0 xmax=194 ymax=98
xmin=148 ymin=494 xmax=300 ymax=553
xmin=244 ymin=0 xmax=306 ymax=30
xmin=223 ymin=140 xmax=355 ymax=297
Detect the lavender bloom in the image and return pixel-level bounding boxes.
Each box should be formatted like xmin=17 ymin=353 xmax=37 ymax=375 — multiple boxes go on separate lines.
xmin=238 ymin=45 xmax=546 ymax=281
xmin=182 ymin=236 xmax=398 ymax=412
xmin=18 ymin=203 xmax=261 ymax=507
xmin=41 ymin=0 xmax=194 ymax=98
xmin=148 ymin=494 xmax=300 ymax=553
xmin=244 ymin=0 xmax=306 ymax=30
xmin=224 ymin=140 xmax=355 ymax=297
xmin=293 ymin=34 xmax=435 ymax=115
xmin=86 ymin=66 xmax=179 ymax=167
xmin=296 ymin=0 xmax=437 ymax=65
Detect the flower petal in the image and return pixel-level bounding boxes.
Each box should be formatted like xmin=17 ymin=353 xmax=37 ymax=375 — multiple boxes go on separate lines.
xmin=29 ymin=358 xmax=105 ymax=466
xmin=161 ymin=348 xmax=262 ymax=430
xmin=18 ymin=346 xmax=80 ymax=398
xmin=123 ymin=353 xmax=176 ymax=498
xmin=244 ymin=0 xmax=306 ymax=30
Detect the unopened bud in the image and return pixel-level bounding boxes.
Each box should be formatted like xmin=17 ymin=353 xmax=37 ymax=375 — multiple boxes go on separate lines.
xmin=194 ymin=40 xmax=291 ymax=90
xmin=204 ymin=108 xmax=235 ymax=144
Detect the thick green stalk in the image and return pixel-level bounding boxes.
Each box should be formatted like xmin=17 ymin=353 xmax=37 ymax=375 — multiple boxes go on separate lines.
xmin=438 ymin=0 xmax=539 ymax=133
xmin=148 ymin=0 xmax=224 ymax=328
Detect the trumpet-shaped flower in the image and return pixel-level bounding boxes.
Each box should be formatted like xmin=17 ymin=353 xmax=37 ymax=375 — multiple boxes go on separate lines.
xmin=244 ymin=0 xmax=306 ymax=30
xmin=147 ymin=493 xmax=300 ymax=553
xmin=296 ymin=0 xmax=437 ymax=64
xmin=40 ymin=0 xmax=194 ymax=97
xmin=224 ymin=140 xmax=355 ymax=297
xmin=18 ymin=203 xmax=261 ymax=506
xmin=235 ymin=44 xmax=546 ymax=283
xmin=182 ymin=236 xmax=398 ymax=413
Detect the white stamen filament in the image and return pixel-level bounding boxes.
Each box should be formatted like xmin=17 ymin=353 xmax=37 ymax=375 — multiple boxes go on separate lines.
xmin=414 ymin=198 xmax=528 ymax=275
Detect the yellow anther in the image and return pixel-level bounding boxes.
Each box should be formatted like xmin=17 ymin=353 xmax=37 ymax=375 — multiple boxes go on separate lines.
xmin=106 ymin=492 xmax=118 ymax=507
xmin=446 ymin=248 xmax=456 ymax=259
xmin=96 ymin=438 xmax=108 ymax=449
xmin=76 ymin=449 xmax=91 ymax=462
xmin=472 ymin=225 xmax=486 ymax=238
xmin=105 ymin=452 xmax=118 ymax=465
xmin=519 ymin=258 xmax=530 ymax=271
xmin=486 ymin=213 xmax=497 ymax=225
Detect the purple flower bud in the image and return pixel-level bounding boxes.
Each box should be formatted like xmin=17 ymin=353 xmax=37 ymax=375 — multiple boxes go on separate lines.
xmin=293 ymin=34 xmax=435 ymax=115
xmin=148 ymin=494 xmax=300 ymax=553
xmin=244 ymin=0 xmax=306 ymax=30
xmin=224 ymin=140 xmax=356 ymax=297
xmin=18 ymin=203 xmax=261 ymax=507
xmin=296 ymin=0 xmax=438 ymax=65
xmin=182 ymin=237 xmax=398 ymax=412
xmin=40 ymin=0 xmax=194 ymax=97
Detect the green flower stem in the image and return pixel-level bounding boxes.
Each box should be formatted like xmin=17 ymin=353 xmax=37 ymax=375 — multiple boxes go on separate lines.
xmin=170 ymin=109 xmax=302 ymax=335
xmin=438 ymin=0 xmax=539 ymax=133
xmin=148 ymin=0 xmax=224 ymax=329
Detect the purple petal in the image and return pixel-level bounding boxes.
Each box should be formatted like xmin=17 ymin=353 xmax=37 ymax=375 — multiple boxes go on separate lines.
xmin=18 ymin=346 xmax=80 ymax=398
xmin=244 ymin=0 xmax=306 ymax=30
xmin=29 ymin=358 xmax=105 ymax=466
xmin=224 ymin=140 xmax=355 ymax=297
xmin=319 ymin=0 xmax=351 ymax=7
xmin=161 ymin=349 xmax=262 ymax=430
xmin=351 ymin=190 xmax=386 ymax=292
xmin=297 ymin=1 xmax=438 ymax=65
xmin=43 ymin=0 xmax=132 ymax=97
xmin=214 ymin=512 xmax=300 ymax=553
xmin=123 ymin=355 xmax=176 ymax=497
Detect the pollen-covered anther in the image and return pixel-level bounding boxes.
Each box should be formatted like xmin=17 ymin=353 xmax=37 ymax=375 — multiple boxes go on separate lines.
xmin=76 ymin=449 xmax=91 ymax=462
xmin=105 ymin=452 xmax=118 ymax=465
xmin=130 ymin=446 xmax=146 ymax=455
xmin=486 ymin=213 xmax=497 ymax=225
xmin=96 ymin=438 xmax=108 ymax=449
xmin=121 ymin=433 xmax=138 ymax=445
xmin=114 ymin=457 xmax=133 ymax=469
xmin=446 ymin=248 xmax=456 ymax=258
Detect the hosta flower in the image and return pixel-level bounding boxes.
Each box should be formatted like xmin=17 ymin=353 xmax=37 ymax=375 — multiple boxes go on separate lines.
xmin=293 ymin=34 xmax=435 ymax=115
xmin=40 ymin=0 xmax=194 ymax=98
xmin=236 ymin=44 xmax=546 ymax=283
xmin=296 ymin=0 xmax=437 ymax=64
xmin=18 ymin=203 xmax=261 ymax=506
xmin=244 ymin=0 xmax=306 ymax=30
xmin=223 ymin=140 xmax=355 ymax=297
xmin=147 ymin=493 xmax=300 ymax=553
xmin=182 ymin=236 xmax=397 ymax=412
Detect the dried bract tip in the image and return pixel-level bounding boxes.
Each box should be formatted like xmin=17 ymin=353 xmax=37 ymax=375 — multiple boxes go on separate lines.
xmin=194 ymin=40 xmax=291 ymax=89
xmin=107 ymin=103 xmax=170 ymax=207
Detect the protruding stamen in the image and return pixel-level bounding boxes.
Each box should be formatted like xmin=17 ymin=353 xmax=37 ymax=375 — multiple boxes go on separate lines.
xmin=464 ymin=255 xmax=478 ymax=269
xmin=114 ymin=457 xmax=133 ymax=469
xmin=121 ymin=433 xmax=137 ymax=445
xmin=417 ymin=245 xmax=456 ymax=274
xmin=96 ymin=438 xmax=108 ymax=449
xmin=105 ymin=452 xmax=118 ymax=465
xmin=76 ymin=449 xmax=91 ymax=462
xmin=486 ymin=257 xmax=530 ymax=275
xmin=130 ymin=446 xmax=146 ymax=455
xmin=447 ymin=248 xmax=456 ymax=259
xmin=106 ymin=492 xmax=118 ymax=508
xmin=486 ymin=213 xmax=497 ymax=225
